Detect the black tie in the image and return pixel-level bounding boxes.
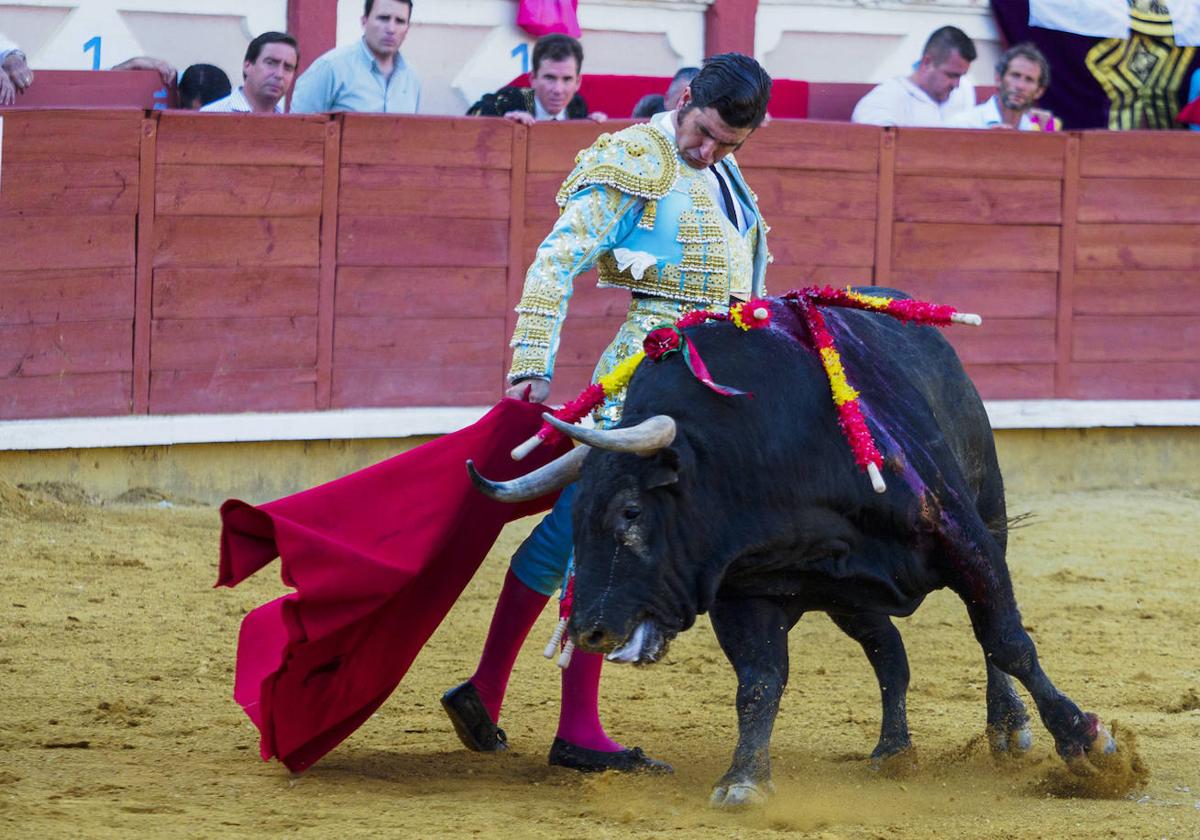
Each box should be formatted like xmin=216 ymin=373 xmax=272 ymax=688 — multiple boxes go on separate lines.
xmin=709 ymin=163 xmax=739 ymax=228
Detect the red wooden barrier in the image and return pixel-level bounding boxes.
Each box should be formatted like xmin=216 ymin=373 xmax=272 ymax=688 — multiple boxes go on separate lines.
xmin=1 ymin=112 xmax=1198 ymax=421
xmin=0 ymin=71 xmax=172 ymax=110
xmin=0 ymin=110 xmax=141 ymax=419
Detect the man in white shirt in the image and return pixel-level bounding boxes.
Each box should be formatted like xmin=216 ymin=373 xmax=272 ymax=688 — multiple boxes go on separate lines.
xmin=291 ymin=0 xmax=420 ymax=114
xmin=203 ymin=32 xmax=299 ymax=114
xmin=947 ymin=43 xmax=1053 ymax=131
xmin=852 ymin=26 xmax=978 ymax=127
xmin=0 ymin=32 xmax=34 ymax=106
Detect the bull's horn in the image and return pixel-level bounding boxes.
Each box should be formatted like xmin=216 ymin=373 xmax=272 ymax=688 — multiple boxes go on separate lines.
xmin=467 ymin=445 xmax=590 ymax=503
xmin=542 ymin=413 xmax=676 ymax=456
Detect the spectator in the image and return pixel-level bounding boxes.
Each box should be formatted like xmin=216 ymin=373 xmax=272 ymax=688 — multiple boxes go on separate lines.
xmin=948 ymin=43 xmax=1054 ymax=131
xmin=631 ymin=93 xmax=664 ymax=118
xmin=631 ymin=67 xmax=699 ymax=118
xmin=0 ymin=33 xmax=33 ymax=106
xmin=851 ymin=26 xmax=977 ymax=127
xmin=203 ymin=32 xmax=299 ymax=113
xmin=664 ymin=66 xmax=699 ymax=110
xmin=468 ymin=33 xmax=606 ymax=125
xmin=111 ymin=56 xmax=177 ymax=86
xmin=291 ymin=0 xmax=420 ymax=114
xmin=178 ymin=64 xmax=232 ymax=109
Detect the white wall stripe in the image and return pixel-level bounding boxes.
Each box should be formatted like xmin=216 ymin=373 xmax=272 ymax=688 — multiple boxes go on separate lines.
xmin=1 ymin=401 xmax=1198 ymax=451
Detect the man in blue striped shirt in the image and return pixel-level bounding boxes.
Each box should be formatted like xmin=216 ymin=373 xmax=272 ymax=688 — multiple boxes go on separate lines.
xmin=291 ymin=0 xmax=421 ymax=114
xmin=202 ymin=32 xmax=299 ymax=114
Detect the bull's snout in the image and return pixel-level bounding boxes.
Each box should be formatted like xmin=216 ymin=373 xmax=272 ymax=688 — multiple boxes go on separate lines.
xmin=569 ymin=620 xmax=622 ymax=654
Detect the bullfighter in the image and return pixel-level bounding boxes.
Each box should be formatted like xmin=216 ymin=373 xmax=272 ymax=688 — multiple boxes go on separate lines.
xmin=440 ymin=52 xmax=774 ymax=773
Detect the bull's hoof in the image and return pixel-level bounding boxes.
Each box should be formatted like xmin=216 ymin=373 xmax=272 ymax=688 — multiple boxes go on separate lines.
xmin=1063 ymin=718 xmax=1117 ymax=778
xmin=869 ymin=745 xmax=918 ymax=778
xmin=988 ymin=722 xmax=1034 ymax=757
xmin=1043 ymin=719 xmax=1148 ymax=799
xmin=710 ymin=781 xmax=770 ymax=808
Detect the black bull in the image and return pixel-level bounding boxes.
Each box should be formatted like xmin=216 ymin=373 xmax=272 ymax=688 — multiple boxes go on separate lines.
xmin=471 ymin=292 xmax=1117 ymax=806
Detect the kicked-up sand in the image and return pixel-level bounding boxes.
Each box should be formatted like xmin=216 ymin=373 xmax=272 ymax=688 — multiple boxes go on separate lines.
xmin=1 ymin=481 xmax=1197 ymax=839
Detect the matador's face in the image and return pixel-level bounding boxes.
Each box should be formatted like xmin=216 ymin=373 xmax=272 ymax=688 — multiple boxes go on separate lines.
xmin=672 ymin=88 xmax=754 ymax=169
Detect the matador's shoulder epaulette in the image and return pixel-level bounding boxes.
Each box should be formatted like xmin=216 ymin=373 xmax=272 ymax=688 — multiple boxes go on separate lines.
xmin=555 ymin=122 xmax=680 ymax=208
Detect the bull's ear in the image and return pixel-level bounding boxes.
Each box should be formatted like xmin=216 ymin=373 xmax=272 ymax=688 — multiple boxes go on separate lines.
xmin=644 ymin=447 xmax=680 ymax=489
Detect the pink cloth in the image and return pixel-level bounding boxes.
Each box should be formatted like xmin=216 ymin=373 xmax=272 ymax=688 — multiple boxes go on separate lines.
xmin=1178 ymin=94 xmax=1200 ymax=125
xmin=517 ymin=0 xmax=581 ymax=38
xmin=217 ymin=399 xmax=571 ymax=772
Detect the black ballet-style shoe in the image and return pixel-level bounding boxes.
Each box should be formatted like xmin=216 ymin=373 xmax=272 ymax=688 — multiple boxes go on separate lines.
xmin=547 ymin=737 xmax=673 ymax=774
xmin=440 ymin=681 xmax=507 ymax=752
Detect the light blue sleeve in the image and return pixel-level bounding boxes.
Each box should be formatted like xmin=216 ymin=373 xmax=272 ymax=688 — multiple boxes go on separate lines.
xmin=508 ymin=184 xmax=643 ymax=382
xmin=290 ymin=58 xmax=335 ymax=113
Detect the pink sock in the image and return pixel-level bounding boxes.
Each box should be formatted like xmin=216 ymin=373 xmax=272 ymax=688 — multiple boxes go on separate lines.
xmin=469 ymin=569 xmax=549 ymax=722
xmin=555 ymin=650 xmax=623 ymax=752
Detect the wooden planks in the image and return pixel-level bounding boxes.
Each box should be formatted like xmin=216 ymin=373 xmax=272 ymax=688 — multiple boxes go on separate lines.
xmin=1071 ymin=132 xmax=1200 ymax=398
xmin=1079 ymin=130 xmax=1200 ymax=179
xmin=341 ymin=115 xmax=512 ymax=168
xmin=6 ymin=113 xmax=1200 ymax=419
xmin=894 ymin=128 xmax=1066 ymax=178
xmin=156 ymin=113 xmax=326 ymax=165
xmin=892 ymin=223 xmax=1060 ymax=271
xmin=156 ymin=164 xmax=323 ymax=217
xmin=148 ymin=115 xmax=327 ymax=413
xmin=736 ymin=120 xmax=880 ymax=172
xmin=894 ymin=175 xmax=1062 ymax=225
xmin=335 ymin=116 xmax=515 ymax=405
xmin=0 ymin=111 xmax=140 ymax=419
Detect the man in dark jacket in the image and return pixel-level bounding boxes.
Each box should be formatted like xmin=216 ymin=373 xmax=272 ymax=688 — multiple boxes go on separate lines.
xmin=468 ymin=33 xmax=606 ymax=124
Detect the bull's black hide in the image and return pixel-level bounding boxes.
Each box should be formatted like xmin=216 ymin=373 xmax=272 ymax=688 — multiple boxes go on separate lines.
xmin=563 ymin=290 xmax=1114 ymax=805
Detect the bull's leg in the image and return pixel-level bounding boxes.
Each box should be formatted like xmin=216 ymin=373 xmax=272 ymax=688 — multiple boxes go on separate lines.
xmin=828 ymin=612 xmax=912 ymax=765
xmin=708 ymin=596 xmax=793 ymax=807
xmin=945 ymin=526 xmax=1115 ymax=773
xmin=983 ymin=658 xmax=1032 ymax=756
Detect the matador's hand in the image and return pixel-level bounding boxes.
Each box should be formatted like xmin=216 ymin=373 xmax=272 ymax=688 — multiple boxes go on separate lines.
xmin=506 ymin=377 xmax=550 ymax=403
xmin=0 ymin=70 xmax=15 ymax=106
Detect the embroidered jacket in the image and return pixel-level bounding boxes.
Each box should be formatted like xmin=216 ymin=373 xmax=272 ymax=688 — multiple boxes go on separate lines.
xmin=508 ymin=120 xmax=770 ymax=383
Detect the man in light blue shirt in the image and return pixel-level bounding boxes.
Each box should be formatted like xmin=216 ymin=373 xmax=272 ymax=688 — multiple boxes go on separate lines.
xmin=291 ymin=0 xmax=420 ymax=114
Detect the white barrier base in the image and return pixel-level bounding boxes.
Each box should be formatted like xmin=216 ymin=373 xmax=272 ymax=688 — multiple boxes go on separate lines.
xmin=1 ymin=401 xmax=1198 ymax=452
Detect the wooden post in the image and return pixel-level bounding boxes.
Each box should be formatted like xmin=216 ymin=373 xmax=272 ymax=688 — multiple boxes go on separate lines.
xmin=874 ymin=128 xmax=895 ymax=288
xmin=133 ymin=115 xmax=157 ymax=414
xmin=505 ymin=122 xmax=529 ymax=389
xmin=705 ymin=0 xmax=759 ymax=57
xmin=288 ymin=0 xmax=340 ymax=76
xmin=316 ymin=116 xmax=342 ymax=410
xmin=1055 ymin=134 xmax=1081 ymax=398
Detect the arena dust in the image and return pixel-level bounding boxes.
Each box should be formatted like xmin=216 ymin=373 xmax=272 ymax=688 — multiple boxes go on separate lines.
xmin=1 ymin=480 xmax=1197 ymax=838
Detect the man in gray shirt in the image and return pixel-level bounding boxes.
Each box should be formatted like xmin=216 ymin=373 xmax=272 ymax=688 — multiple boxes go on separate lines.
xmin=291 ymin=0 xmax=420 ymax=113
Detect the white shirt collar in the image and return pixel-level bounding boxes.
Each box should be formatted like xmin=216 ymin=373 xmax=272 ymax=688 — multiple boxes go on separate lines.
xmin=652 ymin=109 xmax=678 ymax=139
xmin=533 ymin=95 xmax=567 ymax=121
xmin=985 ymin=95 xmax=1038 ymax=130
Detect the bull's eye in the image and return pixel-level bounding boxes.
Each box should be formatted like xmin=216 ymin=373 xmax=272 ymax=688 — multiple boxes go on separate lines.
xmin=622 ymin=505 xmax=641 ymax=521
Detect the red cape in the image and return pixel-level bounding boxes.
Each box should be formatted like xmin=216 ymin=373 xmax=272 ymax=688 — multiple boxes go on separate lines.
xmin=217 ymin=399 xmax=571 ymax=772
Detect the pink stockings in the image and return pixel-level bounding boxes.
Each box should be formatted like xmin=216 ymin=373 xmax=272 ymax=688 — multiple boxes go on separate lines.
xmin=469 ymin=569 xmax=621 ymax=752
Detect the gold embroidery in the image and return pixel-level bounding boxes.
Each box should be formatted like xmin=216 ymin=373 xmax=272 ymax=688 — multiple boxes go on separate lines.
xmin=556 ymin=124 xmax=679 ymax=206
xmin=638 ymin=200 xmax=657 ymax=231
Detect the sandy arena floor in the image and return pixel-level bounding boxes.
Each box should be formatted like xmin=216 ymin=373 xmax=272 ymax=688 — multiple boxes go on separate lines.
xmin=1 ymin=480 xmax=1198 ymax=839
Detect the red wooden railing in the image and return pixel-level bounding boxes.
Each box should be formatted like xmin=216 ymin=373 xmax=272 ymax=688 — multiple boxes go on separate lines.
xmin=1 ymin=110 xmax=1198 ymax=420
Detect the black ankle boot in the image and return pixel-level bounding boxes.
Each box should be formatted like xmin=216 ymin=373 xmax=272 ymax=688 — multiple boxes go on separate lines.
xmin=441 ymin=681 xmax=507 ymax=752
xmin=548 ymin=737 xmax=672 ymax=773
